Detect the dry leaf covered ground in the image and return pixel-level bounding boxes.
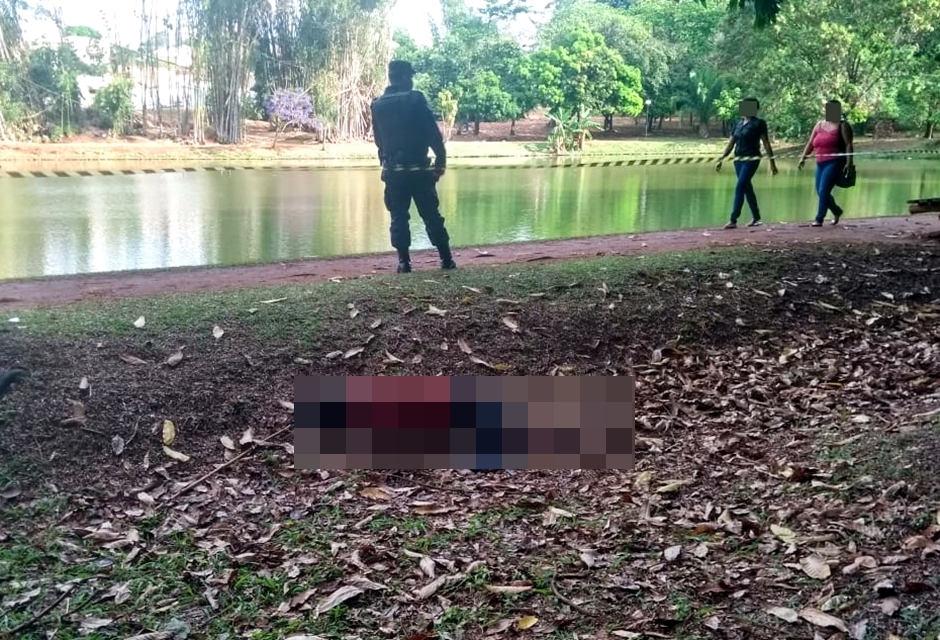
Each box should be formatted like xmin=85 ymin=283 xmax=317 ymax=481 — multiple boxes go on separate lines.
xmin=1 ymin=244 xmax=940 ymax=640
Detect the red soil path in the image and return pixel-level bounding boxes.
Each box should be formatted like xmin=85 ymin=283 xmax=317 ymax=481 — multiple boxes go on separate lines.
xmin=2 ymin=215 xmax=939 ymax=311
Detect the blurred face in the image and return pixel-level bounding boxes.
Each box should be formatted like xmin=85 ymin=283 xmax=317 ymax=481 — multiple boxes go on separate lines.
xmin=825 ymin=102 xmax=842 ymax=122
xmin=739 ymin=100 xmax=758 ymax=117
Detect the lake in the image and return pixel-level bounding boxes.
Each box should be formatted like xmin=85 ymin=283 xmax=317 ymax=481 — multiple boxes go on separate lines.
xmin=0 ymin=158 xmax=937 ymax=280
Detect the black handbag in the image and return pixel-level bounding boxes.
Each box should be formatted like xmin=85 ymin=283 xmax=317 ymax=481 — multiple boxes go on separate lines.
xmin=836 ymin=121 xmax=857 ymax=189
xmin=836 ymin=163 xmax=856 ymax=188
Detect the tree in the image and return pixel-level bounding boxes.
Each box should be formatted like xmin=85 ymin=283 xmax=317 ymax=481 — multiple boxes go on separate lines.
xmin=265 ymin=88 xmax=324 ymax=148
xmin=712 ymin=0 xmax=940 ymax=138
xmin=541 ymin=1 xmax=670 ymax=128
xmin=93 ymin=76 xmax=134 ymax=137
xmin=530 ymin=27 xmax=644 ymax=128
xmin=183 ymin=0 xmax=267 ymax=144
xmin=455 ymin=70 xmax=515 ymax=135
xmin=502 ymin=54 xmax=540 ymax=135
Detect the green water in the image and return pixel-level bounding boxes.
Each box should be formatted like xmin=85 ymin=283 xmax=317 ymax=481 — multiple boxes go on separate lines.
xmin=0 ymin=159 xmax=937 ymax=280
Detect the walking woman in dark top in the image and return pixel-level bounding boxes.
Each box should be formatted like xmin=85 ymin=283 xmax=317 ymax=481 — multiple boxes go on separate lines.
xmin=715 ymin=98 xmax=778 ymax=229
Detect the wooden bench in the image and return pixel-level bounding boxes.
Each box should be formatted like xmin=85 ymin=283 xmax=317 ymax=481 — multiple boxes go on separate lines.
xmin=908 ymin=197 xmax=940 ymax=215
xmin=908 ymin=198 xmax=940 ymax=240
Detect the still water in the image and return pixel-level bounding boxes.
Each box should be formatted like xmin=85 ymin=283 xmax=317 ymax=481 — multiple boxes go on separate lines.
xmin=0 ymin=159 xmax=937 ymax=280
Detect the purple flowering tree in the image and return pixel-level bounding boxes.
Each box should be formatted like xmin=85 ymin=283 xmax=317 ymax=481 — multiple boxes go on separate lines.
xmin=265 ymin=89 xmax=325 ymax=148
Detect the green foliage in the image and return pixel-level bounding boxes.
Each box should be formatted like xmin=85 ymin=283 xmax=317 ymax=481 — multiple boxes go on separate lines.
xmin=65 ymin=25 xmax=103 ymax=39
xmin=714 ymin=86 xmax=743 ymax=121
xmin=437 ymin=88 xmax=459 ymax=138
xmin=92 ymin=75 xmax=134 ymax=136
xmin=531 ymin=26 xmax=644 ymax=118
xmin=454 ymin=70 xmax=515 ymax=129
xmin=546 ymin=106 xmax=603 ymax=153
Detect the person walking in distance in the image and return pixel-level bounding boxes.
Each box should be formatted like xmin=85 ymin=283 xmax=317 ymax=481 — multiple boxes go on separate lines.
xmin=370 ymin=60 xmax=456 ymax=274
xmin=797 ymin=99 xmax=855 ymax=227
xmin=715 ymin=98 xmax=778 ymax=229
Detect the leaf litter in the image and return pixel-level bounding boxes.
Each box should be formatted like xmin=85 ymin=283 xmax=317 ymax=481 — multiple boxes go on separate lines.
xmin=1 ymin=245 xmax=940 ymax=639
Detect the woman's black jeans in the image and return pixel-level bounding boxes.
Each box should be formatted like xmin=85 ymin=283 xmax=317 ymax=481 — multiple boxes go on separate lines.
xmin=730 ymin=159 xmax=761 ymax=224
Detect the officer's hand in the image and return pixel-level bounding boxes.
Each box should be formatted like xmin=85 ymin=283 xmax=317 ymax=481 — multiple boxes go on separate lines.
xmin=715 ymin=160 xmax=722 ymax=173
xmin=770 ymin=160 xmax=778 ymax=176
xmin=433 ymin=167 xmax=445 ymax=180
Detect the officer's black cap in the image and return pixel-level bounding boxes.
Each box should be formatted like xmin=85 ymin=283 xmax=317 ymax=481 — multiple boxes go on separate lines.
xmin=388 ymin=60 xmax=415 ymax=81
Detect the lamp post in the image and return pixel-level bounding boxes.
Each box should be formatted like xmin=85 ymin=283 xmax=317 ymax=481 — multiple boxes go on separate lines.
xmin=644 ymin=99 xmax=652 ymax=137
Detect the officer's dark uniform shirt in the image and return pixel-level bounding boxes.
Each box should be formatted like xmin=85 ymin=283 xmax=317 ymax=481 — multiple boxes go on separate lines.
xmin=731 ymin=117 xmax=768 ymax=159
xmin=370 ymin=87 xmax=446 ymax=170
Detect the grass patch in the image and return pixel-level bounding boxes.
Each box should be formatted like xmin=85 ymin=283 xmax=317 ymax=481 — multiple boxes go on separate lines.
xmin=6 ymin=245 xmax=796 ymax=343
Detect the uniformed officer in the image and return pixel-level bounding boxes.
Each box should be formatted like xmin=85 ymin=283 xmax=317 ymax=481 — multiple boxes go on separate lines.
xmin=370 ymin=60 xmax=456 ymax=274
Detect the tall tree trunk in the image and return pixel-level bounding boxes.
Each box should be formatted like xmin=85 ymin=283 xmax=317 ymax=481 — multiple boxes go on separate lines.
xmin=925 ymin=121 xmax=935 ymax=139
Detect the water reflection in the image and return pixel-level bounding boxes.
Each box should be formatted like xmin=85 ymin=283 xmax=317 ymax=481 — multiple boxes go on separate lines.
xmin=0 ymin=160 xmax=937 ymax=280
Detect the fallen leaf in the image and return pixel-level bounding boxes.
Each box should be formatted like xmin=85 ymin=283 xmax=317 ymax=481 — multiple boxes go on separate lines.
xmin=579 ymin=549 xmax=597 ymax=568
xmin=79 ymin=376 xmax=90 ymax=391
xmin=325 ymin=350 xmax=343 ymax=359
xmin=111 ymin=436 xmax=125 ymax=456
xmin=166 ymin=350 xmax=184 ymax=367
xmin=516 ymin=615 xmax=538 ymax=630
xmin=162 ymin=420 xmax=176 ymax=446
xmin=79 ymin=617 xmax=113 ymax=633
xmin=314 ymin=585 xmax=362 ymax=617
xmin=766 ymin=606 xmax=800 ymax=623
xmin=426 ymin=305 xmax=447 ymax=316
xmin=470 ymin=355 xmax=493 ymax=369
xmin=880 ymin=597 xmax=901 ymax=616
xmin=240 ymin=428 xmax=254 ymax=445
xmin=162 ymin=445 xmax=191 ymax=463
xmin=220 ymin=436 xmax=236 ymax=450
xmin=415 ymin=575 xmax=449 ymax=600
xmin=799 ymin=607 xmax=848 ymax=632
xmin=133 ymin=316 xmax=145 ymax=328
xmin=663 ymin=545 xmax=682 ymax=562
xmin=771 ymin=524 xmax=797 ymax=544
xmin=413 ymin=501 xmax=457 ymax=515
xmin=344 ymin=346 xmax=365 ymax=359
xmin=502 ymin=316 xmax=520 ymax=332
xmin=656 ymin=480 xmax=685 ymax=493
xmin=212 ymin=325 xmax=224 ymax=339
xmin=279 ymin=400 xmax=295 ymax=413
xmin=848 ymin=619 xmax=868 ymax=640
xmin=800 ymin=555 xmax=832 ymax=580
xmin=486 ymin=584 xmax=533 ymax=594
xmin=384 ymin=350 xmax=404 ymax=364
xmin=457 ymin=338 xmax=473 ymax=354
xmin=370 ymin=318 xmax=382 ymax=329
xmin=360 ymin=486 xmax=394 ymax=501
xmin=842 ymin=555 xmax=878 ymax=574
xmin=484 ymin=619 xmax=514 ymax=635
xmin=419 ymin=556 xmax=435 ymax=578
xmin=120 ymin=354 xmax=148 ymax=366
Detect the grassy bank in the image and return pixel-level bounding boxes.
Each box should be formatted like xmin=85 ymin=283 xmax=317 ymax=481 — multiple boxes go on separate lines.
xmin=2 ymin=244 xmax=940 ymax=640
xmin=1 ymin=134 xmax=936 ymax=167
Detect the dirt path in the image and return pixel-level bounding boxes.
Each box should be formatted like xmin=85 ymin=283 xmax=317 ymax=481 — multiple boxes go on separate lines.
xmin=1 ymin=215 xmax=938 ymax=310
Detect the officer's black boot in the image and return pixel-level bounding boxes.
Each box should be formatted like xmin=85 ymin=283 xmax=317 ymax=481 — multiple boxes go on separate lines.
xmin=396 ymin=249 xmax=411 ymax=274
xmin=439 ymin=244 xmax=456 ymax=270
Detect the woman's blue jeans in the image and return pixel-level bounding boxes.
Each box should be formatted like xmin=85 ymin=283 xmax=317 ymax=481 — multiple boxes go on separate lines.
xmin=730 ymin=159 xmax=760 ymax=224
xmin=815 ymin=159 xmax=845 ymax=223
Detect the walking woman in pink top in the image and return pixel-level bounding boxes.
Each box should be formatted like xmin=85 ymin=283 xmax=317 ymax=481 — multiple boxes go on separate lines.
xmin=797 ymin=100 xmax=855 ymax=227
